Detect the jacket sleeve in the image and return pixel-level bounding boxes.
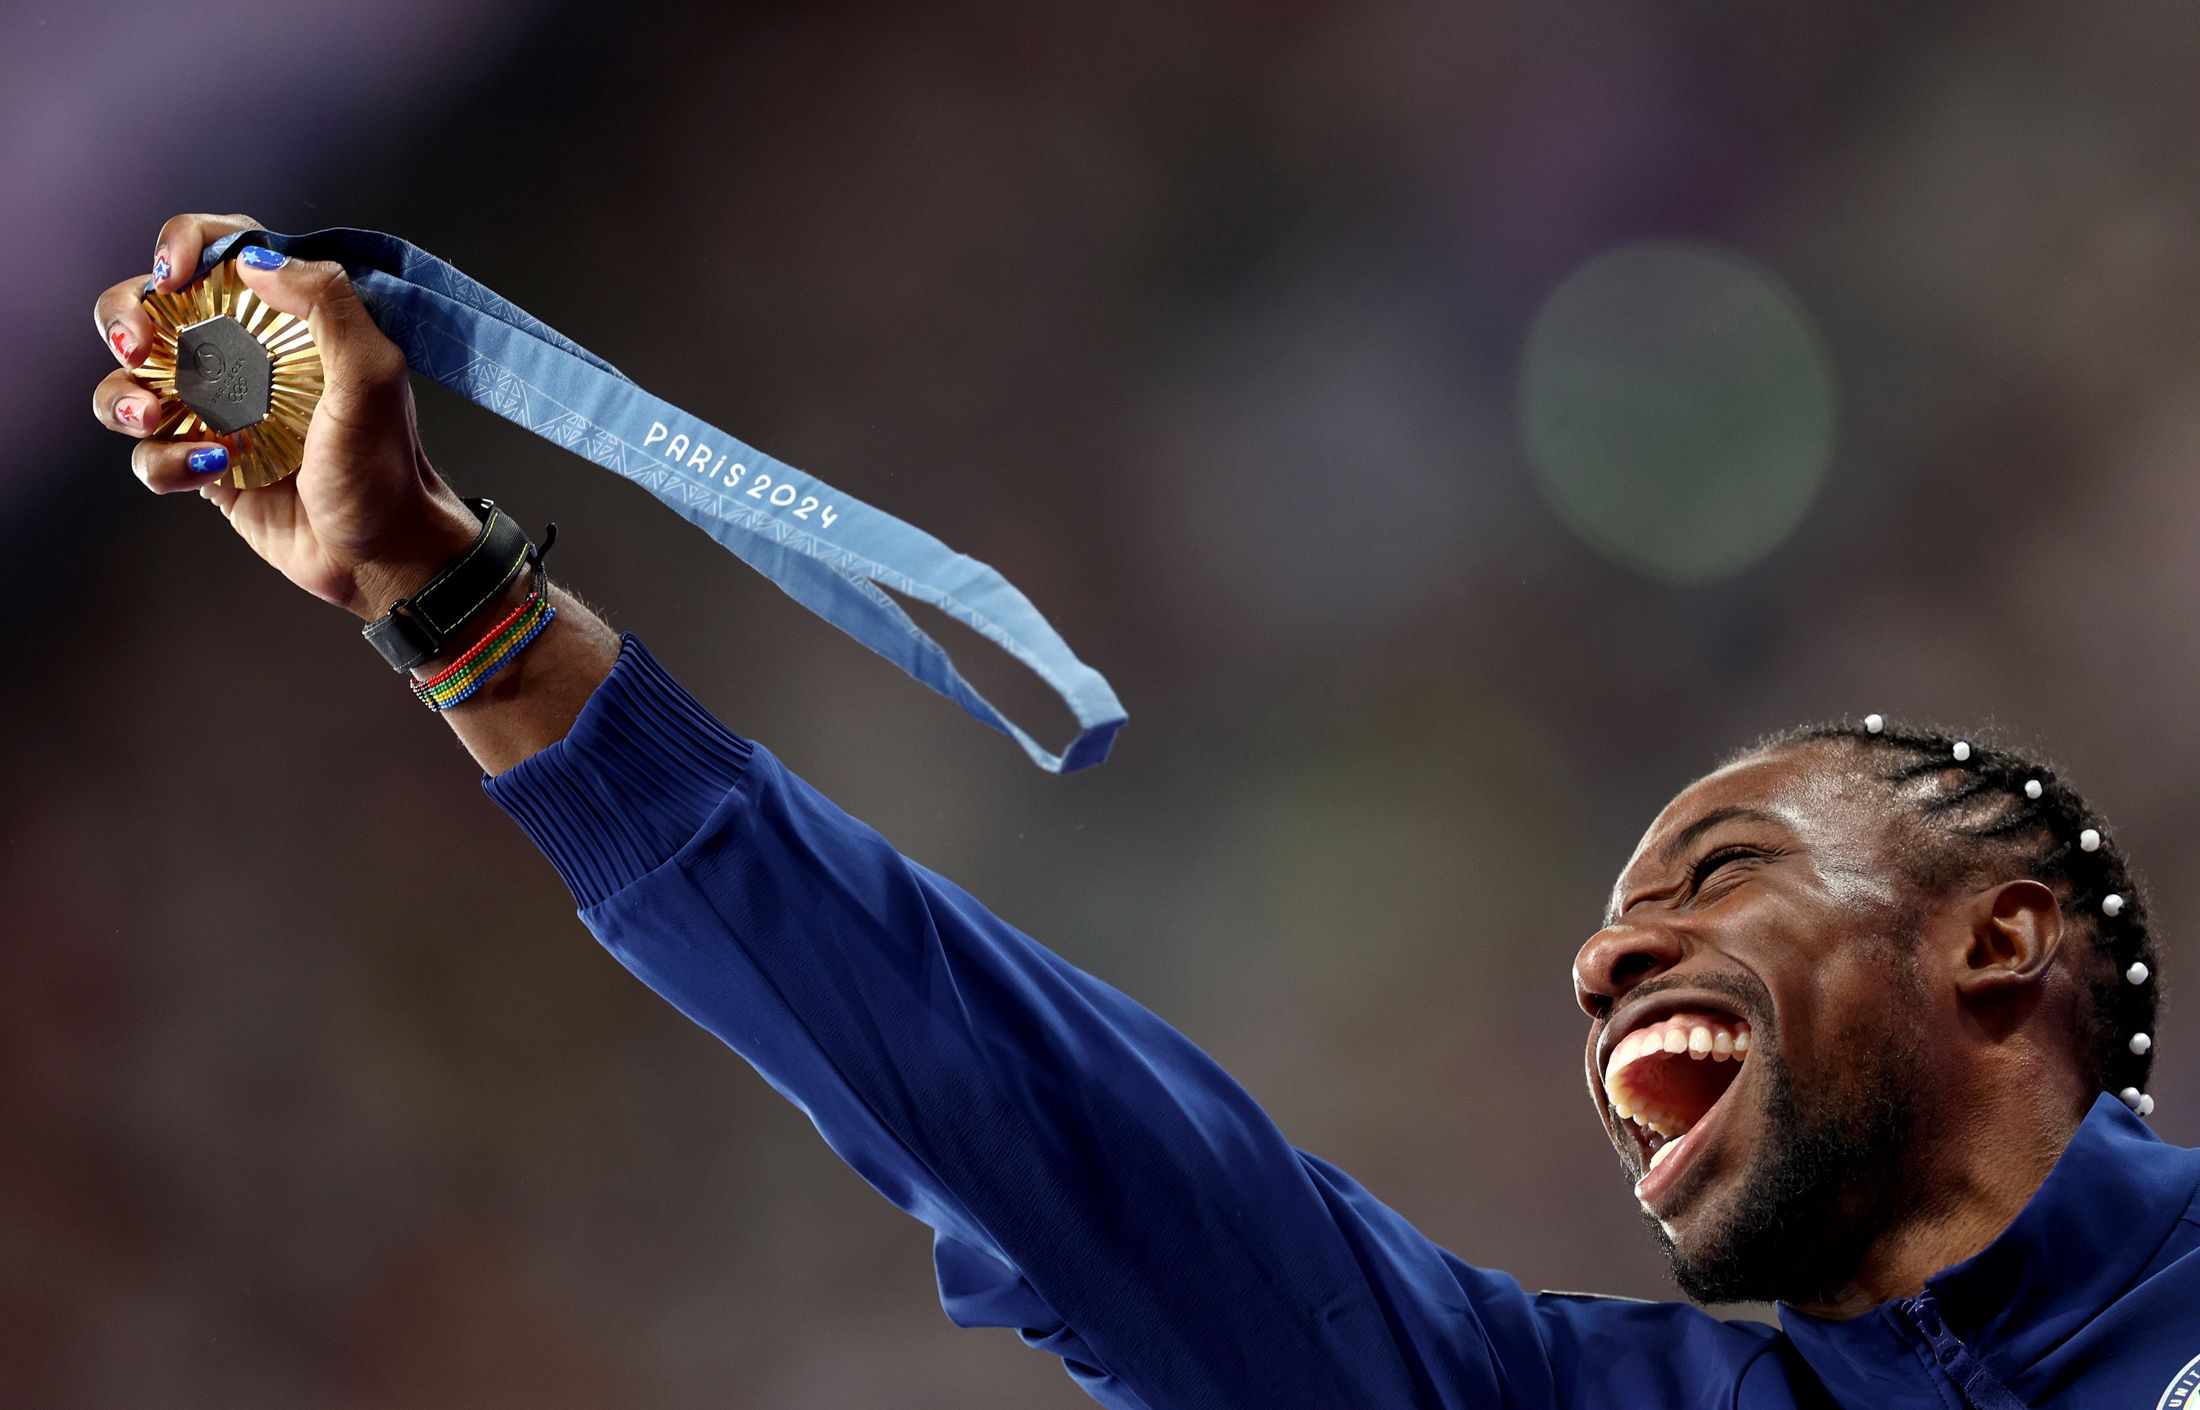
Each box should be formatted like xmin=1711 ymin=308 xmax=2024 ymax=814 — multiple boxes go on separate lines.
xmin=484 ymin=636 xmax=1779 ymax=1410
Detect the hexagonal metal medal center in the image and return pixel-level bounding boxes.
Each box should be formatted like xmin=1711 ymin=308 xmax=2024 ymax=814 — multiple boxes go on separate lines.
xmin=174 ymin=315 xmax=271 ymax=435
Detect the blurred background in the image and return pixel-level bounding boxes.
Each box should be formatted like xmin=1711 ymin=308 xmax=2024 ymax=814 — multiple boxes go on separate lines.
xmin=7 ymin=0 xmax=2200 ymax=1404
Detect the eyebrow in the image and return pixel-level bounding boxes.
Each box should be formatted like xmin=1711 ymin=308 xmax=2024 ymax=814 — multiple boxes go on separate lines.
xmin=1602 ymin=806 xmax=1786 ymax=927
xmin=1657 ymin=805 xmax=1783 ymax=865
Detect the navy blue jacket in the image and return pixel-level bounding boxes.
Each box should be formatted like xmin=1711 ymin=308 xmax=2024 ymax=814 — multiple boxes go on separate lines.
xmin=486 ymin=639 xmax=2200 ymax=1410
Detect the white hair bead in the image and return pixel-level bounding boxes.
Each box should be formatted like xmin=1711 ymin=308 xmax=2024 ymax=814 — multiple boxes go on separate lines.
xmin=2079 ymin=828 xmax=2102 ymax=852
xmin=2103 ymin=894 xmax=2126 ymax=917
xmin=1864 ymin=713 xmax=1884 ymax=734
xmin=2023 ymin=779 xmax=2043 ymax=800
xmin=2130 ymin=1032 xmax=2153 ymax=1056
xmin=2127 ymin=962 xmax=2150 ymax=985
xmin=2138 ymin=1094 xmax=2156 ymax=1117
xmin=2120 ymin=1086 xmax=2144 ymax=1109
xmin=1952 ymin=740 xmax=1972 ymax=762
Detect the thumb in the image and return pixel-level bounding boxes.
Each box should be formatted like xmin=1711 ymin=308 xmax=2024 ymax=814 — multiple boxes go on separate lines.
xmin=230 ymin=247 xmax=410 ymax=428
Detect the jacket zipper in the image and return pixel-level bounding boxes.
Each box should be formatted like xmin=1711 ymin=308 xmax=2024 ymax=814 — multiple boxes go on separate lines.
xmin=1898 ymin=1290 xmax=2031 ymax=1410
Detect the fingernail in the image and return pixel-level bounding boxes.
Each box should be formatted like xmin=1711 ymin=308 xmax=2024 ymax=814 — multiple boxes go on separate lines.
xmin=152 ymin=250 xmax=172 ymax=285
xmin=107 ymin=321 xmax=134 ymax=361
xmin=114 ymin=396 xmax=149 ymax=428
xmin=239 ymin=246 xmax=288 ymax=270
xmin=187 ymin=445 xmax=229 ymax=475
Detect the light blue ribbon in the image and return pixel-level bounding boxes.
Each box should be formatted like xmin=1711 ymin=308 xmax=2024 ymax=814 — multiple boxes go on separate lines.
xmin=197 ymin=228 xmax=1125 ymax=772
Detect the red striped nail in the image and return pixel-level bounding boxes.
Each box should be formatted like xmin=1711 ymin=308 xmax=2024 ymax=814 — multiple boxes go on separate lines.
xmin=108 ymin=324 xmax=132 ymax=360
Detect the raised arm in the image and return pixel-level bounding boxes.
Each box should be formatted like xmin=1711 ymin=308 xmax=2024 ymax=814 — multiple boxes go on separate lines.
xmin=93 ymin=214 xmax=1785 ymax=1410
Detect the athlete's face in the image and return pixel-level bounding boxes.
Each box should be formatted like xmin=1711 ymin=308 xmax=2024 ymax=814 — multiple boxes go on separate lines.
xmin=1574 ymin=743 xmax=1936 ymax=1305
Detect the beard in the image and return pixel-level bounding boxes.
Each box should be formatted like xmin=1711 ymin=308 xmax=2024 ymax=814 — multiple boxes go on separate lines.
xmin=1646 ymin=979 xmax=1930 ymax=1306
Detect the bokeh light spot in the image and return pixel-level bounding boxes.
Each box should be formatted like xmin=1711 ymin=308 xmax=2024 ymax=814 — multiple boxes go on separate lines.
xmin=1520 ymin=244 xmax=1837 ymax=581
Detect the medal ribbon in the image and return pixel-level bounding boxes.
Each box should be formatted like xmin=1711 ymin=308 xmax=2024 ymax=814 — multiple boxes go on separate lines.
xmin=195 ymin=228 xmax=1125 ymax=773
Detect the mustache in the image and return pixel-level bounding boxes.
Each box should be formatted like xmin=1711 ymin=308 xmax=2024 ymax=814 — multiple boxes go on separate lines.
xmin=1615 ymin=971 xmax=1774 ymax=1040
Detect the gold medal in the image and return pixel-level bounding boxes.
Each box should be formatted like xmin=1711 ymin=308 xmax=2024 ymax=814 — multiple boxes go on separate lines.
xmin=136 ymin=257 xmax=323 ymax=489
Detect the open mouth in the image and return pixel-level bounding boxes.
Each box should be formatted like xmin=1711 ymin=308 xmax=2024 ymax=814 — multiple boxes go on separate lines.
xmin=1601 ymin=1006 xmax=1752 ymax=1201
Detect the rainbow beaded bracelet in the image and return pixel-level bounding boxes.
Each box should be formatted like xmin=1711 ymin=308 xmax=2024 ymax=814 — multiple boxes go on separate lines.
xmin=411 ymin=587 xmax=556 ymax=712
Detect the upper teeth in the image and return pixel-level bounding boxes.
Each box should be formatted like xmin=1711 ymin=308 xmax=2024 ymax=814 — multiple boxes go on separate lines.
xmin=1602 ymin=1011 xmax=1750 ymax=1137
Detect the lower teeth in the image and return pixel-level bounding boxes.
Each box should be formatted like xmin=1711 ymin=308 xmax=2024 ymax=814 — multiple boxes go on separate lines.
xmin=1648 ymin=1131 xmax=1689 ymax=1170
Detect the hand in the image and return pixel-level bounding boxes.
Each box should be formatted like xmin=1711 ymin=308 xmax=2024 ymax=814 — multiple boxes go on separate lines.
xmin=92 ymin=212 xmax=480 ymax=619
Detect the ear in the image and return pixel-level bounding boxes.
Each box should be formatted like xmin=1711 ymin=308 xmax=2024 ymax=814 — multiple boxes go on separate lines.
xmin=1950 ymin=879 xmax=2065 ymax=997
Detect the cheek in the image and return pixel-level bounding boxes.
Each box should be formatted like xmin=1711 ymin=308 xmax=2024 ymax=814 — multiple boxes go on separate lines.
xmin=1729 ymin=905 xmax=1892 ymax=1054
xmin=1739 ymin=868 xmax=1912 ymax=995
xmin=1771 ymin=947 xmax=1916 ymax=1072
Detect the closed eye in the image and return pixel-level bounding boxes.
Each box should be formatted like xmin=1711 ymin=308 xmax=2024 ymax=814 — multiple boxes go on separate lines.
xmin=1689 ymin=844 xmax=1775 ymax=901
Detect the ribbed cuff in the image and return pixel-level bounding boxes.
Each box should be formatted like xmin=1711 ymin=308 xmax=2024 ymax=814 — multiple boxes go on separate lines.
xmin=484 ymin=633 xmax=754 ymax=909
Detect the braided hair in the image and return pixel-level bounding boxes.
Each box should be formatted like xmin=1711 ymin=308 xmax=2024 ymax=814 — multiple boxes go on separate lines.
xmin=1737 ymin=718 xmax=2161 ymax=1112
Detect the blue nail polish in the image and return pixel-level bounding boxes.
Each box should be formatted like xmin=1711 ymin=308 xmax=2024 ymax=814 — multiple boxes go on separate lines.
xmin=239 ymin=246 xmax=288 ymax=270
xmin=187 ymin=446 xmax=229 ymax=475
xmin=152 ymin=252 xmax=171 ymax=283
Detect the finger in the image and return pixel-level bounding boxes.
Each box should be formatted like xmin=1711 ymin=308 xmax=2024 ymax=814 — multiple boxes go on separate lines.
xmin=129 ymin=438 xmax=234 ymax=494
xmin=198 ymin=479 xmax=242 ymax=517
xmin=149 ymin=211 xmax=262 ymax=295
xmin=93 ymin=276 xmax=155 ymax=369
xmin=90 ymin=367 xmax=163 ymax=436
xmin=104 ymin=212 xmax=265 ymax=366
xmin=230 ymin=251 xmax=409 ymax=425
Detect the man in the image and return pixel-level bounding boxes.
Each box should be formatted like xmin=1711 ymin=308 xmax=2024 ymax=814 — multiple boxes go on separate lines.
xmin=92 ymin=213 xmax=2198 ymax=1409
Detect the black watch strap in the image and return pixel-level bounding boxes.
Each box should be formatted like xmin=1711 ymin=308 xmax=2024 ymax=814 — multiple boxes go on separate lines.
xmin=362 ymin=498 xmax=537 ymax=672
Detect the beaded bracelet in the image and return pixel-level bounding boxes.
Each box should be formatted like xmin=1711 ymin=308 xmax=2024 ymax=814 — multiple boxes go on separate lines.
xmin=411 ymin=587 xmax=557 ymax=712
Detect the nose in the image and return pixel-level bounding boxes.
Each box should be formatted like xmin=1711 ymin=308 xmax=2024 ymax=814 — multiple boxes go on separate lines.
xmin=1573 ymin=922 xmax=1685 ymax=1018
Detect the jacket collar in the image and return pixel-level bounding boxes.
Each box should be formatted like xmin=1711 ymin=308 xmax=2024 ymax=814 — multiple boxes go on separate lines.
xmin=1781 ymin=1093 xmax=2198 ymax=1403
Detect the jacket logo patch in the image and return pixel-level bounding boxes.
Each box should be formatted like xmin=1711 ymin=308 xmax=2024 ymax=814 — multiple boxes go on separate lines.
xmin=2159 ymin=1351 xmax=2200 ymax=1410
